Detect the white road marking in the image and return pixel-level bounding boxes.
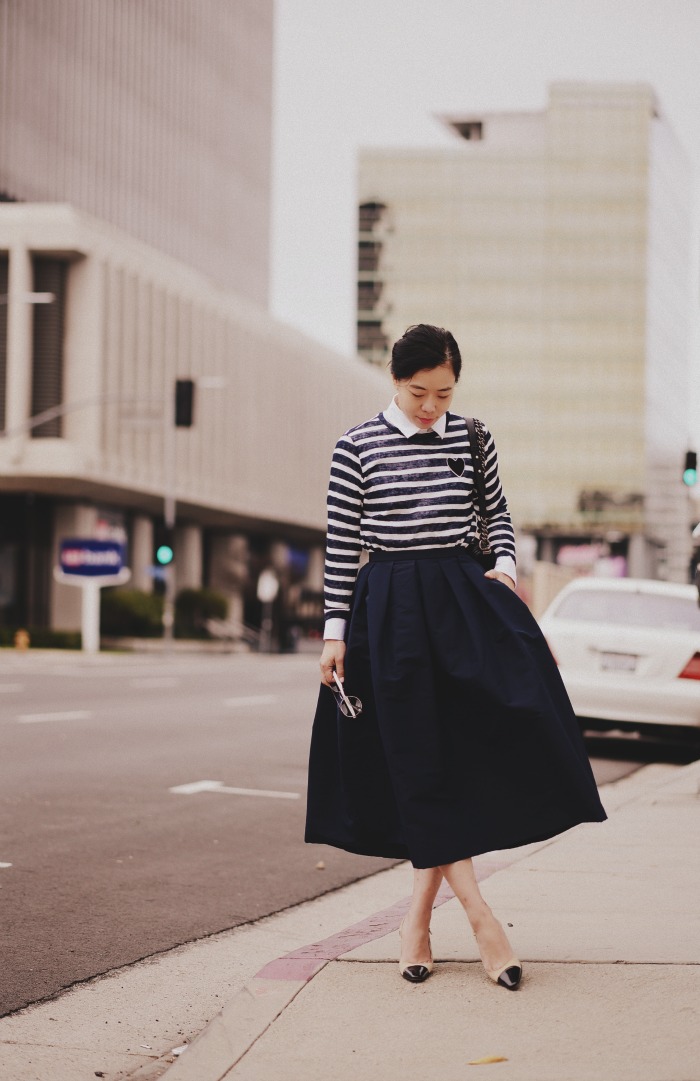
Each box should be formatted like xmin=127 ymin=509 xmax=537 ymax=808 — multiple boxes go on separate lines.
xmin=222 ymin=694 xmax=279 ymax=707
xmin=0 ymin=683 xmax=23 ymax=693
xmin=0 ymin=862 xmax=12 ymax=869
xmin=129 ymin=677 xmax=180 ymax=689
xmin=169 ymin=780 xmax=221 ymax=794
xmin=17 ymin=710 xmax=93 ymax=724
xmin=214 ymin=785 xmax=299 ymax=800
xmin=169 ymin=779 xmax=299 ymax=800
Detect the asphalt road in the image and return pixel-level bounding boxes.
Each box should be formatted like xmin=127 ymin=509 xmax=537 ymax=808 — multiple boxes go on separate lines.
xmin=0 ymin=649 xmax=688 ymax=1017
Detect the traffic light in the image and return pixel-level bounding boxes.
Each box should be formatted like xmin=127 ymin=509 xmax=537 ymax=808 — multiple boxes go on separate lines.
xmin=683 ymin=451 xmax=698 ymax=487
xmin=153 ymin=522 xmax=175 ymax=566
xmin=175 ymin=379 xmax=195 ymax=427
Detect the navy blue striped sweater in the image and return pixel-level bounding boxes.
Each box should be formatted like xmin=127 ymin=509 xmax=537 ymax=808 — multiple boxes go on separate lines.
xmin=324 ymin=411 xmax=516 ymax=624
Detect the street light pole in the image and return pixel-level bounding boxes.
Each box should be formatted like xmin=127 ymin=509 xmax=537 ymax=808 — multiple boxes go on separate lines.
xmin=162 ymin=382 xmax=177 ymax=649
xmin=257 ymin=569 xmax=280 ymax=653
xmin=2 ymin=379 xmax=225 ymax=648
xmin=1 ymin=389 xmax=178 ymax=647
xmin=0 ymin=394 xmax=161 ymax=439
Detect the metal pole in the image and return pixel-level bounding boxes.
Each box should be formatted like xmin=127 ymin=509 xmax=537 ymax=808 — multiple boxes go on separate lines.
xmin=162 ymin=383 xmax=176 ymax=649
xmin=260 ymin=599 xmax=273 ymax=653
xmin=81 ymin=582 xmax=101 ymax=654
xmin=0 ymin=394 xmax=162 ymax=439
xmin=256 ymin=570 xmax=279 ymax=654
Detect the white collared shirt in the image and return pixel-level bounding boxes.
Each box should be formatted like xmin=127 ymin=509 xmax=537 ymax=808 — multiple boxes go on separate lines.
xmin=383 ymin=396 xmax=448 ymax=439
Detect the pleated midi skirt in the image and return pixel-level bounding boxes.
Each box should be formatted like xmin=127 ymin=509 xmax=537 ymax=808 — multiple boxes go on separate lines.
xmin=305 ymin=548 xmax=607 ymax=869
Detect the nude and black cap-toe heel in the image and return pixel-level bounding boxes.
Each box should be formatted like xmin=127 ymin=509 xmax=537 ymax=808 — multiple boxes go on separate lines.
xmin=398 ymin=919 xmax=433 ymax=983
xmin=474 ymin=922 xmax=522 ymax=990
xmin=484 ymin=958 xmax=522 ymax=990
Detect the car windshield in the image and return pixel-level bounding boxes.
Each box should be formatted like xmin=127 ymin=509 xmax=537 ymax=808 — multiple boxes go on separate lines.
xmin=554 ymin=589 xmax=700 ymax=632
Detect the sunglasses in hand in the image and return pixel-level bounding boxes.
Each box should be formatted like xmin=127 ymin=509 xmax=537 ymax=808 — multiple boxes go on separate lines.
xmin=331 ymin=672 xmax=363 ymax=718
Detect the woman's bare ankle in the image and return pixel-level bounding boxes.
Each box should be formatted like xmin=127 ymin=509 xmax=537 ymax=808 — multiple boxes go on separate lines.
xmin=466 ymin=902 xmax=495 ymax=933
xmin=402 ymin=907 xmax=432 ymax=934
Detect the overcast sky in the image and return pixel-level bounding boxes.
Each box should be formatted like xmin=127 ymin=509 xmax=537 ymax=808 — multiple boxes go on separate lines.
xmin=271 ymin=0 xmax=700 ymax=372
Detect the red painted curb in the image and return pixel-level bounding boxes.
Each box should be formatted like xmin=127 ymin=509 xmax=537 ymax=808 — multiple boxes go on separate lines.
xmin=256 ymin=851 xmax=521 ymax=983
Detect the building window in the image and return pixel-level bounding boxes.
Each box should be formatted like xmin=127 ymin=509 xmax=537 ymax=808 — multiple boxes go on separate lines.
xmin=357 ymin=280 xmax=383 ymax=312
xmin=0 ymin=494 xmax=53 ymax=627
xmin=358 ymin=241 xmax=383 ymax=273
xmin=357 ymin=321 xmax=389 ymax=353
xmin=453 ymin=120 xmax=483 ymax=141
xmin=359 ymin=201 xmax=387 ymax=233
xmin=0 ymin=254 xmax=8 ymax=433
xmin=357 ymin=202 xmax=391 ymax=363
xmin=31 ymin=257 xmax=68 ymax=438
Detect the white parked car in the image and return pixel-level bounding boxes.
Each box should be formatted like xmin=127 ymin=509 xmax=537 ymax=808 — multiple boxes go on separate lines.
xmin=539 ymin=577 xmax=700 ymax=738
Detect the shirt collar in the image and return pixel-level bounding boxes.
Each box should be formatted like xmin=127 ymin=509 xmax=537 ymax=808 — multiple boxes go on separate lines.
xmin=383 ymin=396 xmax=447 ymax=439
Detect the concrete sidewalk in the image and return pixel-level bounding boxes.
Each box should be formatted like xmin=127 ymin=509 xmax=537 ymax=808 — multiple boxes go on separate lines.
xmin=162 ymin=760 xmax=700 ymax=1081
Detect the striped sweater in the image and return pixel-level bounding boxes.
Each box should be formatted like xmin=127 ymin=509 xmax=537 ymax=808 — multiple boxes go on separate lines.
xmin=324 ymin=410 xmax=516 ymax=631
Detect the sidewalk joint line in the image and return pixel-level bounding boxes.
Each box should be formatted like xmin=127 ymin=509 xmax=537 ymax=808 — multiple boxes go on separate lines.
xmin=220 ymin=977 xmax=318 ymax=1080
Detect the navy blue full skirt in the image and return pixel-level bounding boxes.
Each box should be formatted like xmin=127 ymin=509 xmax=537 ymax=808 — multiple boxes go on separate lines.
xmin=305 ymin=548 xmax=607 ymax=869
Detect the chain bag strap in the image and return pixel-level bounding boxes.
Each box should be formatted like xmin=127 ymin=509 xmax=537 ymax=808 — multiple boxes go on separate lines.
xmin=465 ymin=416 xmax=496 ymax=570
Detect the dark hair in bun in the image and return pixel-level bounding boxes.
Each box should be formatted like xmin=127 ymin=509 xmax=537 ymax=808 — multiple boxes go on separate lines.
xmin=390 ymin=324 xmax=461 ymax=382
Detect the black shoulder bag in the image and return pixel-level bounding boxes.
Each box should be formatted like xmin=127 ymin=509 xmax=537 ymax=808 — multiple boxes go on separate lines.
xmin=465 ymin=416 xmax=497 ymax=571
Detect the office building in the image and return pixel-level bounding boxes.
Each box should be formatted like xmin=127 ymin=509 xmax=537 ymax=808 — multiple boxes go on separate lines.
xmin=358 ymin=83 xmax=695 ymax=581
xmin=0 ymin=0 xmax=272 ymax=305
xmin=0 ymin=1 xmax=386 ymax=634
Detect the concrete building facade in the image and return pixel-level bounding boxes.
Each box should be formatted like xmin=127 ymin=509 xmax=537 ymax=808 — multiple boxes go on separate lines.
xmin=358 ymin=83 xmax=695 ymax=582
xmin=0 ymin=0 xmax=273 ymax=306
xmin=0 ymin=1 xmax=388 ymax=637
xmin=0 ymin=204 xmax=386 ymax=633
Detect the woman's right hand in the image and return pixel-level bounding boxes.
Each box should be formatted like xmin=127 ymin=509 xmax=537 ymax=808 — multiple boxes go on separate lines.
xmin=320 ymin=639 xmax=345 ymax=687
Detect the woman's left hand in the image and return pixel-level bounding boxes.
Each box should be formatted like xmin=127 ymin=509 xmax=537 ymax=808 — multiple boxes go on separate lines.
xmin=484 ymin=569 xmax=516 ymax=591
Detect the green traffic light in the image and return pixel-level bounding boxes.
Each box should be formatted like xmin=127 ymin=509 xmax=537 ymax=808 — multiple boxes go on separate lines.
xmin=683 ymin=451 xmax=698 ymax=487
xmin=156 ymin=544 xmax=174 ymax=565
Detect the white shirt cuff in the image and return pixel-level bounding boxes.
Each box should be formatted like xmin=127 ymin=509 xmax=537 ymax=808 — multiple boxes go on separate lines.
xmin=494 ymin=555 xmax=517 ymax=586
xmin=324 ymin=617 xmax=347 ymax=641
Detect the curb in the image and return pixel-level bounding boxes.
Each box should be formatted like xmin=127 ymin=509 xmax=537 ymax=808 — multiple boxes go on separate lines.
xmin=158 ymin=849 xmax=554 ymax=1081
xmin=157 ymin=758 xmax=700 ymax=1081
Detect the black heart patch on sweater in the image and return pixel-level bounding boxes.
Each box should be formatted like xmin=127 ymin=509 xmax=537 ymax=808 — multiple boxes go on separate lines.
xmin=447 ymin=457 xmax=465 ymax=476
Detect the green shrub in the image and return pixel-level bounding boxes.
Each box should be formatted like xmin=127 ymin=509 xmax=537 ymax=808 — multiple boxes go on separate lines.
xmin=175 ymin=588 xmax=228 ymax=638
xmin=100 ymin=588 xmax=164 ymax=637
xmin=0 ymin=586 xmax=231 ymax=646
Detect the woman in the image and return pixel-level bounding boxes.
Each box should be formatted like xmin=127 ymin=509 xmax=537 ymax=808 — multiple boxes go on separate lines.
xmin=305 ymin=324 xmax=606 ymax=989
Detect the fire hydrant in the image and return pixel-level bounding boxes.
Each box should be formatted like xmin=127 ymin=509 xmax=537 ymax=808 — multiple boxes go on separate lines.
xmin=14 ymin=628 xmax=30 ymax=652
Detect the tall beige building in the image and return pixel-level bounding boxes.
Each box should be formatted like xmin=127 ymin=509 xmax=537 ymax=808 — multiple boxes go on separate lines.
xmin=358 ymin=83 xmax=694 ymax=581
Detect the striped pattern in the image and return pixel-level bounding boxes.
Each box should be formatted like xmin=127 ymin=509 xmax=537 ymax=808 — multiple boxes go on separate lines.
xmin=324 ymin=412 xmax=516 ymax=618
xmin=0 ymin=0 xmax=272 ymax=304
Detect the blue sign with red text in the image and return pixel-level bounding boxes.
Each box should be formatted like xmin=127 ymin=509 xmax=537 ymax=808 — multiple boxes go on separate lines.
xmin=59 ymin=539 xmax=125 ymax=577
